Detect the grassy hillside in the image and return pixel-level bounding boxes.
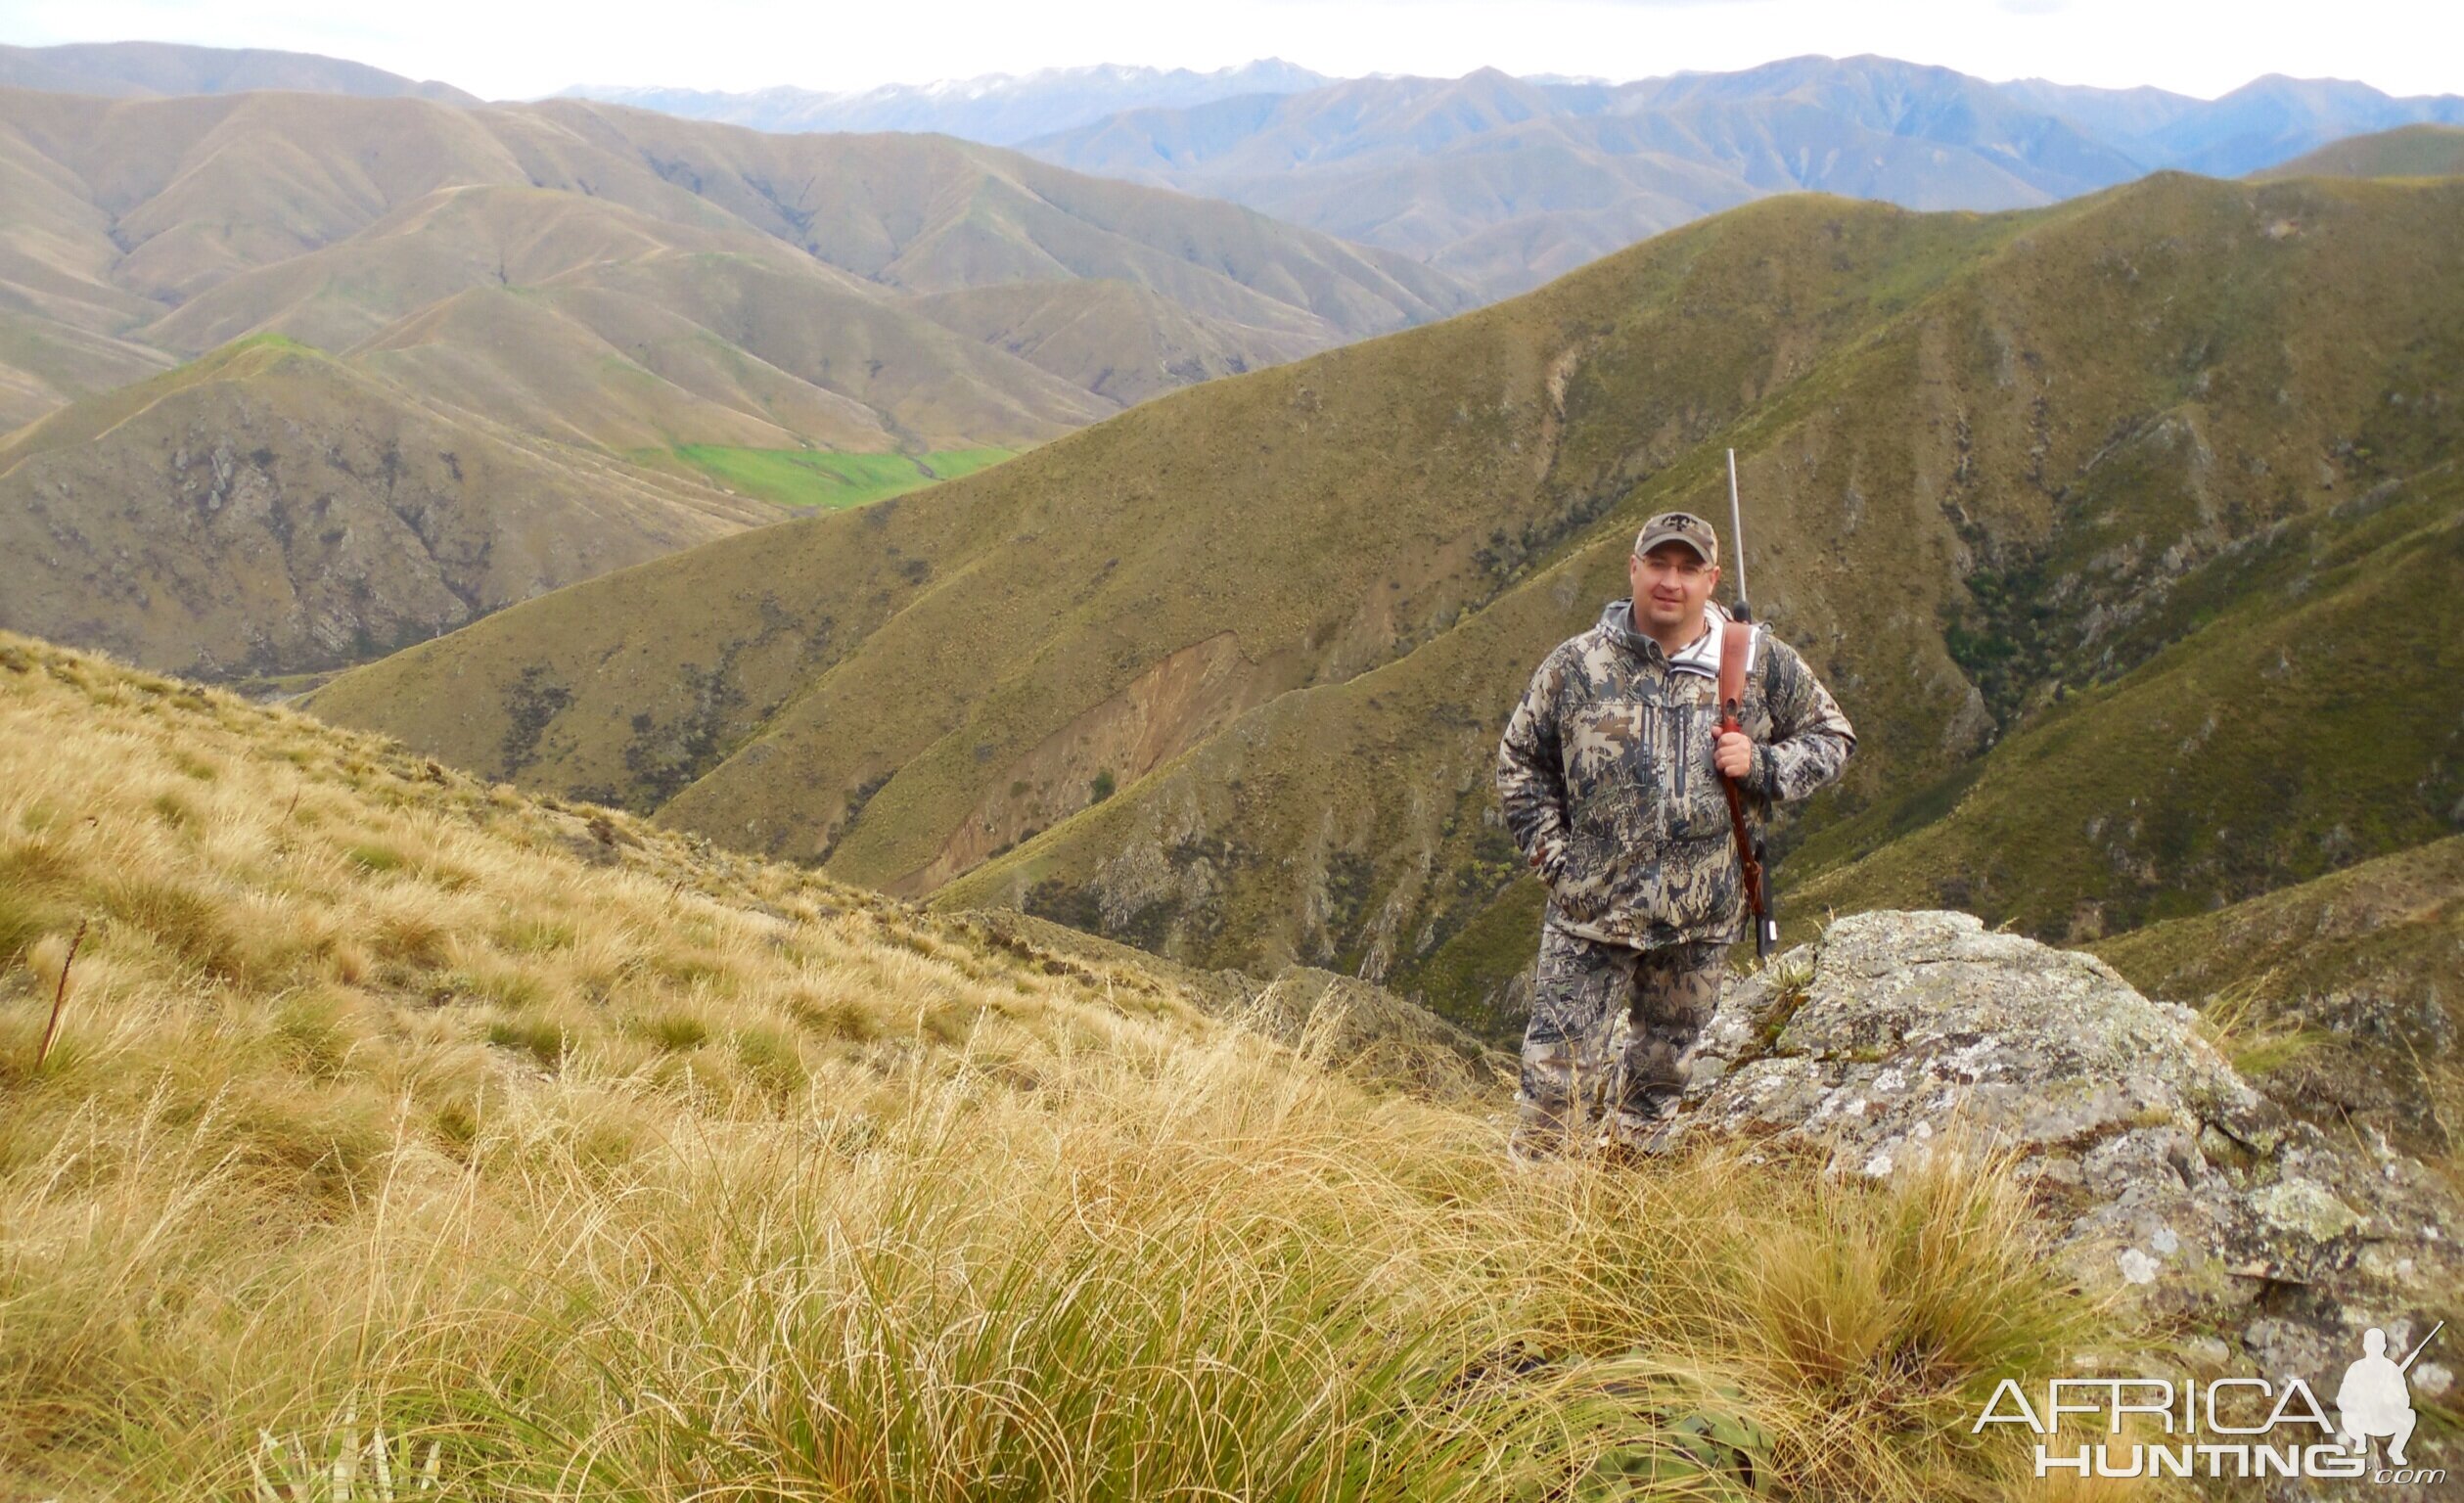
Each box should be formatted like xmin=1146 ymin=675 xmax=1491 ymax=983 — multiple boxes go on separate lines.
xmin=2255 ymin=122 xmax=2464 ymax=180
xmin=311 ymin=170 xmax=2464 ymax=1040
xmin=0 ymin=337 xmax=775 ymax=680
xmin=2096 ymin=833 xmax=2464 ymax=1156
xmin=666 ymin=444 xmax=1018 ymax=510
xmin=0 ymin=630 xmax=2092 ymax=1498
xmin=1790 ymin=464 xmax=2464 ymax=932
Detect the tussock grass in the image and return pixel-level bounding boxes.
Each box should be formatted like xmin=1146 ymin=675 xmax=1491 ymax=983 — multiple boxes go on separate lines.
xmin=0 ymin=633 xmax=2114 ymax=1499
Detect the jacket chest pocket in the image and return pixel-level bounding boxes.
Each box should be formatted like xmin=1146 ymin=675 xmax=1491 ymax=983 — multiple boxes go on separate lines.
xmin=1658 ymin=691 xmax=1732 ymax=841
xmin=1561 ymin=703 xmax=1659 ymax=828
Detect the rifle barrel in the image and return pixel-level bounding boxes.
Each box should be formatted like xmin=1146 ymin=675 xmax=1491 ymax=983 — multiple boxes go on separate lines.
xmin=2399 ymin=1320 xmax=2444 ymax=1373
xmin=1725 ymin=448 xmax=1749 ymax=614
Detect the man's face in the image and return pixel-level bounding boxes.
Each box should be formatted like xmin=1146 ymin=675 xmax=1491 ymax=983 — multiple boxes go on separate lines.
xmin=1628 ymin=542 xmax=1719 ymax=633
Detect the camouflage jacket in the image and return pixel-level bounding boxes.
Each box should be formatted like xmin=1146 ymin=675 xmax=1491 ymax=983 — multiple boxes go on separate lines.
xmin=1495 ymin=596 xmax=1854 ymax=948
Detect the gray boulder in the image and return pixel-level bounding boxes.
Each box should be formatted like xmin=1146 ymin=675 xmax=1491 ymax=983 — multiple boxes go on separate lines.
xmin=1677 ymin=910 xmax=2461 ymax=1415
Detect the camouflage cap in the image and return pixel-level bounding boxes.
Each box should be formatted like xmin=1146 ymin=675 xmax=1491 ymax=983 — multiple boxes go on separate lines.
xmin=1633 ymin=511 xmax=1717 ymax=565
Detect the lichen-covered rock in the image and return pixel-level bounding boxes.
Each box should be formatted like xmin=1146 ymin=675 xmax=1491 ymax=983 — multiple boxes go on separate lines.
xmin=1677 ymin=910 xmax=2462 ymax=1403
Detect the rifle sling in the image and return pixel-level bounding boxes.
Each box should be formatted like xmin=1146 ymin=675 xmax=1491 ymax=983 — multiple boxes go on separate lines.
xmin=1714 ymin=620 xmax=1768 ymax=923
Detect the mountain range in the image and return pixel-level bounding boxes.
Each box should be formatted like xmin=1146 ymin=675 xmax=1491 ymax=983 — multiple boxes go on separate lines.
xmin=1018 ymin=56 xmax=2464 ymax=294
xmin=562 ymin=60 xmax=1335 ymax=144
xmin=0 ymin=83 xmax=1471 ymax=677
xmin=13 ymin=40 xmax=2460 ymax=303
xmin=300 ymin=159 xmax=2464 ymax=1100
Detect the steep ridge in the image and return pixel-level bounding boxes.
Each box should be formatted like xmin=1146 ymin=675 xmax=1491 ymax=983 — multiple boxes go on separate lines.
xmin=0 ymin=39 xmax=478 ymax=103
xmin=309 ymin=172 xmax=2464 ymax=1045
xmin=1789 ymin=467 xmax=2464 ymax=938
xmin=0 ymin=337 xmax=772 ymax=679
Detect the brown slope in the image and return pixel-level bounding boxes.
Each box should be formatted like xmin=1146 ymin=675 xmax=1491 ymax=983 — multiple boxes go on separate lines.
xmin=136 ymin=182 xmax=772 ymax=355
xmin=0 ymin=84 xmax=1468 ymax=346
xmin=0 ymin=84 xmax=1474 ymax=442
xmin=0 ymin=311 xmax=173 ymax=431
xmin=906 ymin=280 xmax=1327 ymax=407
xmin=346 ymin=285 xmax=895 ymax=454
xmin=0 ymin=338 xmax=770 ymax=679
xmin=0 ymin=40 xmax=478 ymax=103
xmin=137 ymin=182 xmax=1108 ymax=450
xmin=0 ymin=89 xmax=535 ymax=304
xmin=496 ymin=103 xmax=1474 ymax=334
xmin=0 ymin=108 xmax=181 ymax=422
xmin=0 ymin=83 xmax=1491 ymax=688
xmin=552 ymin=252 xmax=1114 ymax=447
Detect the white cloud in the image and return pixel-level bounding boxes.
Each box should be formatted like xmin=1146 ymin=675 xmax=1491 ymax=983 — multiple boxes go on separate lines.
xmin=3 ymin=0 xmax=2456 ymax=102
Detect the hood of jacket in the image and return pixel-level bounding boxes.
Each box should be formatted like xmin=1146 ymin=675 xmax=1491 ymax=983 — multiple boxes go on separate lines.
xmin=1594 ymin=596 xmax=1738 ymax=671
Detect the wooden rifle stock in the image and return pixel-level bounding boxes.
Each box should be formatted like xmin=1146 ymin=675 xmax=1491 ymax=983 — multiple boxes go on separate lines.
xmin=1717 ymin=616 xmax=1779 ymax=958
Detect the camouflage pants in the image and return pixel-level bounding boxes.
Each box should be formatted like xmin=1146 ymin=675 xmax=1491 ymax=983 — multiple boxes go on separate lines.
xmin=1512 ymin=926 xmax=1725 ymax=1159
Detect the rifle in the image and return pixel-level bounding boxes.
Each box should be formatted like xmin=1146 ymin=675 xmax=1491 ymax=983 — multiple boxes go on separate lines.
xmin=2399 ymin=1322 xmax=2444 ymax=1374
xmin=1717 ymin=448 xmax=1780 ymax=959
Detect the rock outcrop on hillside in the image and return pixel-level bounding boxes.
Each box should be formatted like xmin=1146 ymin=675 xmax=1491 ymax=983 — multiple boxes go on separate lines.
xmin=1677 ymin=911 xmax=2460 ymax=1420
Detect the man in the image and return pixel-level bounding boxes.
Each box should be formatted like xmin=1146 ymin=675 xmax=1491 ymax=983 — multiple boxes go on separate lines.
xmin=1494 ymin=510 xmax=1854 ymax=1159
xmin=2334 ymin=1328 xmax=2418 ymax=1467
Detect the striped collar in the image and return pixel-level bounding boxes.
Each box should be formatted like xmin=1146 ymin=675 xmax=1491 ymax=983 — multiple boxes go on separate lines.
xmin=1666 ymin=602 xmax=1756 ymax=680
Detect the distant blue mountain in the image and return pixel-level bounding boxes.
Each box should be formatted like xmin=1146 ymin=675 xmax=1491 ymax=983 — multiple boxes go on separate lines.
xmin=1002 ymin=55 xmax=2464 ymax=294
xmin=559 ymin=60 xmax=1333 ymax=145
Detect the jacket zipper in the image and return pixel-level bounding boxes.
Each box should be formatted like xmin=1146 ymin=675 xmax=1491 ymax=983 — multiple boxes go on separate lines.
xmin=1665 ymin=661 xmax=1687 ymax=811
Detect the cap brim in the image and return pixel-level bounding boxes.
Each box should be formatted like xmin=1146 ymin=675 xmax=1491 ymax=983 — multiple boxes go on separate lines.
xmin=1635 ymin=532 xmax=1712 ymax=563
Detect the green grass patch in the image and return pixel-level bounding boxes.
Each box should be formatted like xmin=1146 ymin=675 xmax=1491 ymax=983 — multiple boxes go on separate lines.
xmin=664 ymin=446 xmax=1014 ymax=512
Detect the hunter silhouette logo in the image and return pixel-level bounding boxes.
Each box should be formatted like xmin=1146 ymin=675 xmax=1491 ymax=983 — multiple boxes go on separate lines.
xmin=2338 ymin=1323 xmax=2441 ymax=1470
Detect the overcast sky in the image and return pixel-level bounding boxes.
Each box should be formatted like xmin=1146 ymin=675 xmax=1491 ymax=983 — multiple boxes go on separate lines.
xmin=7 ymin=0 xmax=2459 ymax=102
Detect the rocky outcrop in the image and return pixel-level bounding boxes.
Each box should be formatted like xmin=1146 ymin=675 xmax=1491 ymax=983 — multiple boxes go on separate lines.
xmin=1678 ymin=911 xmax=2461 ymax=1415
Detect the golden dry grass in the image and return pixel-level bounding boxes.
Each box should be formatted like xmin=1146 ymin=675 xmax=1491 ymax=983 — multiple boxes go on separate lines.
xmin=0 ymin=631 xmax=2117 ymax=1500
